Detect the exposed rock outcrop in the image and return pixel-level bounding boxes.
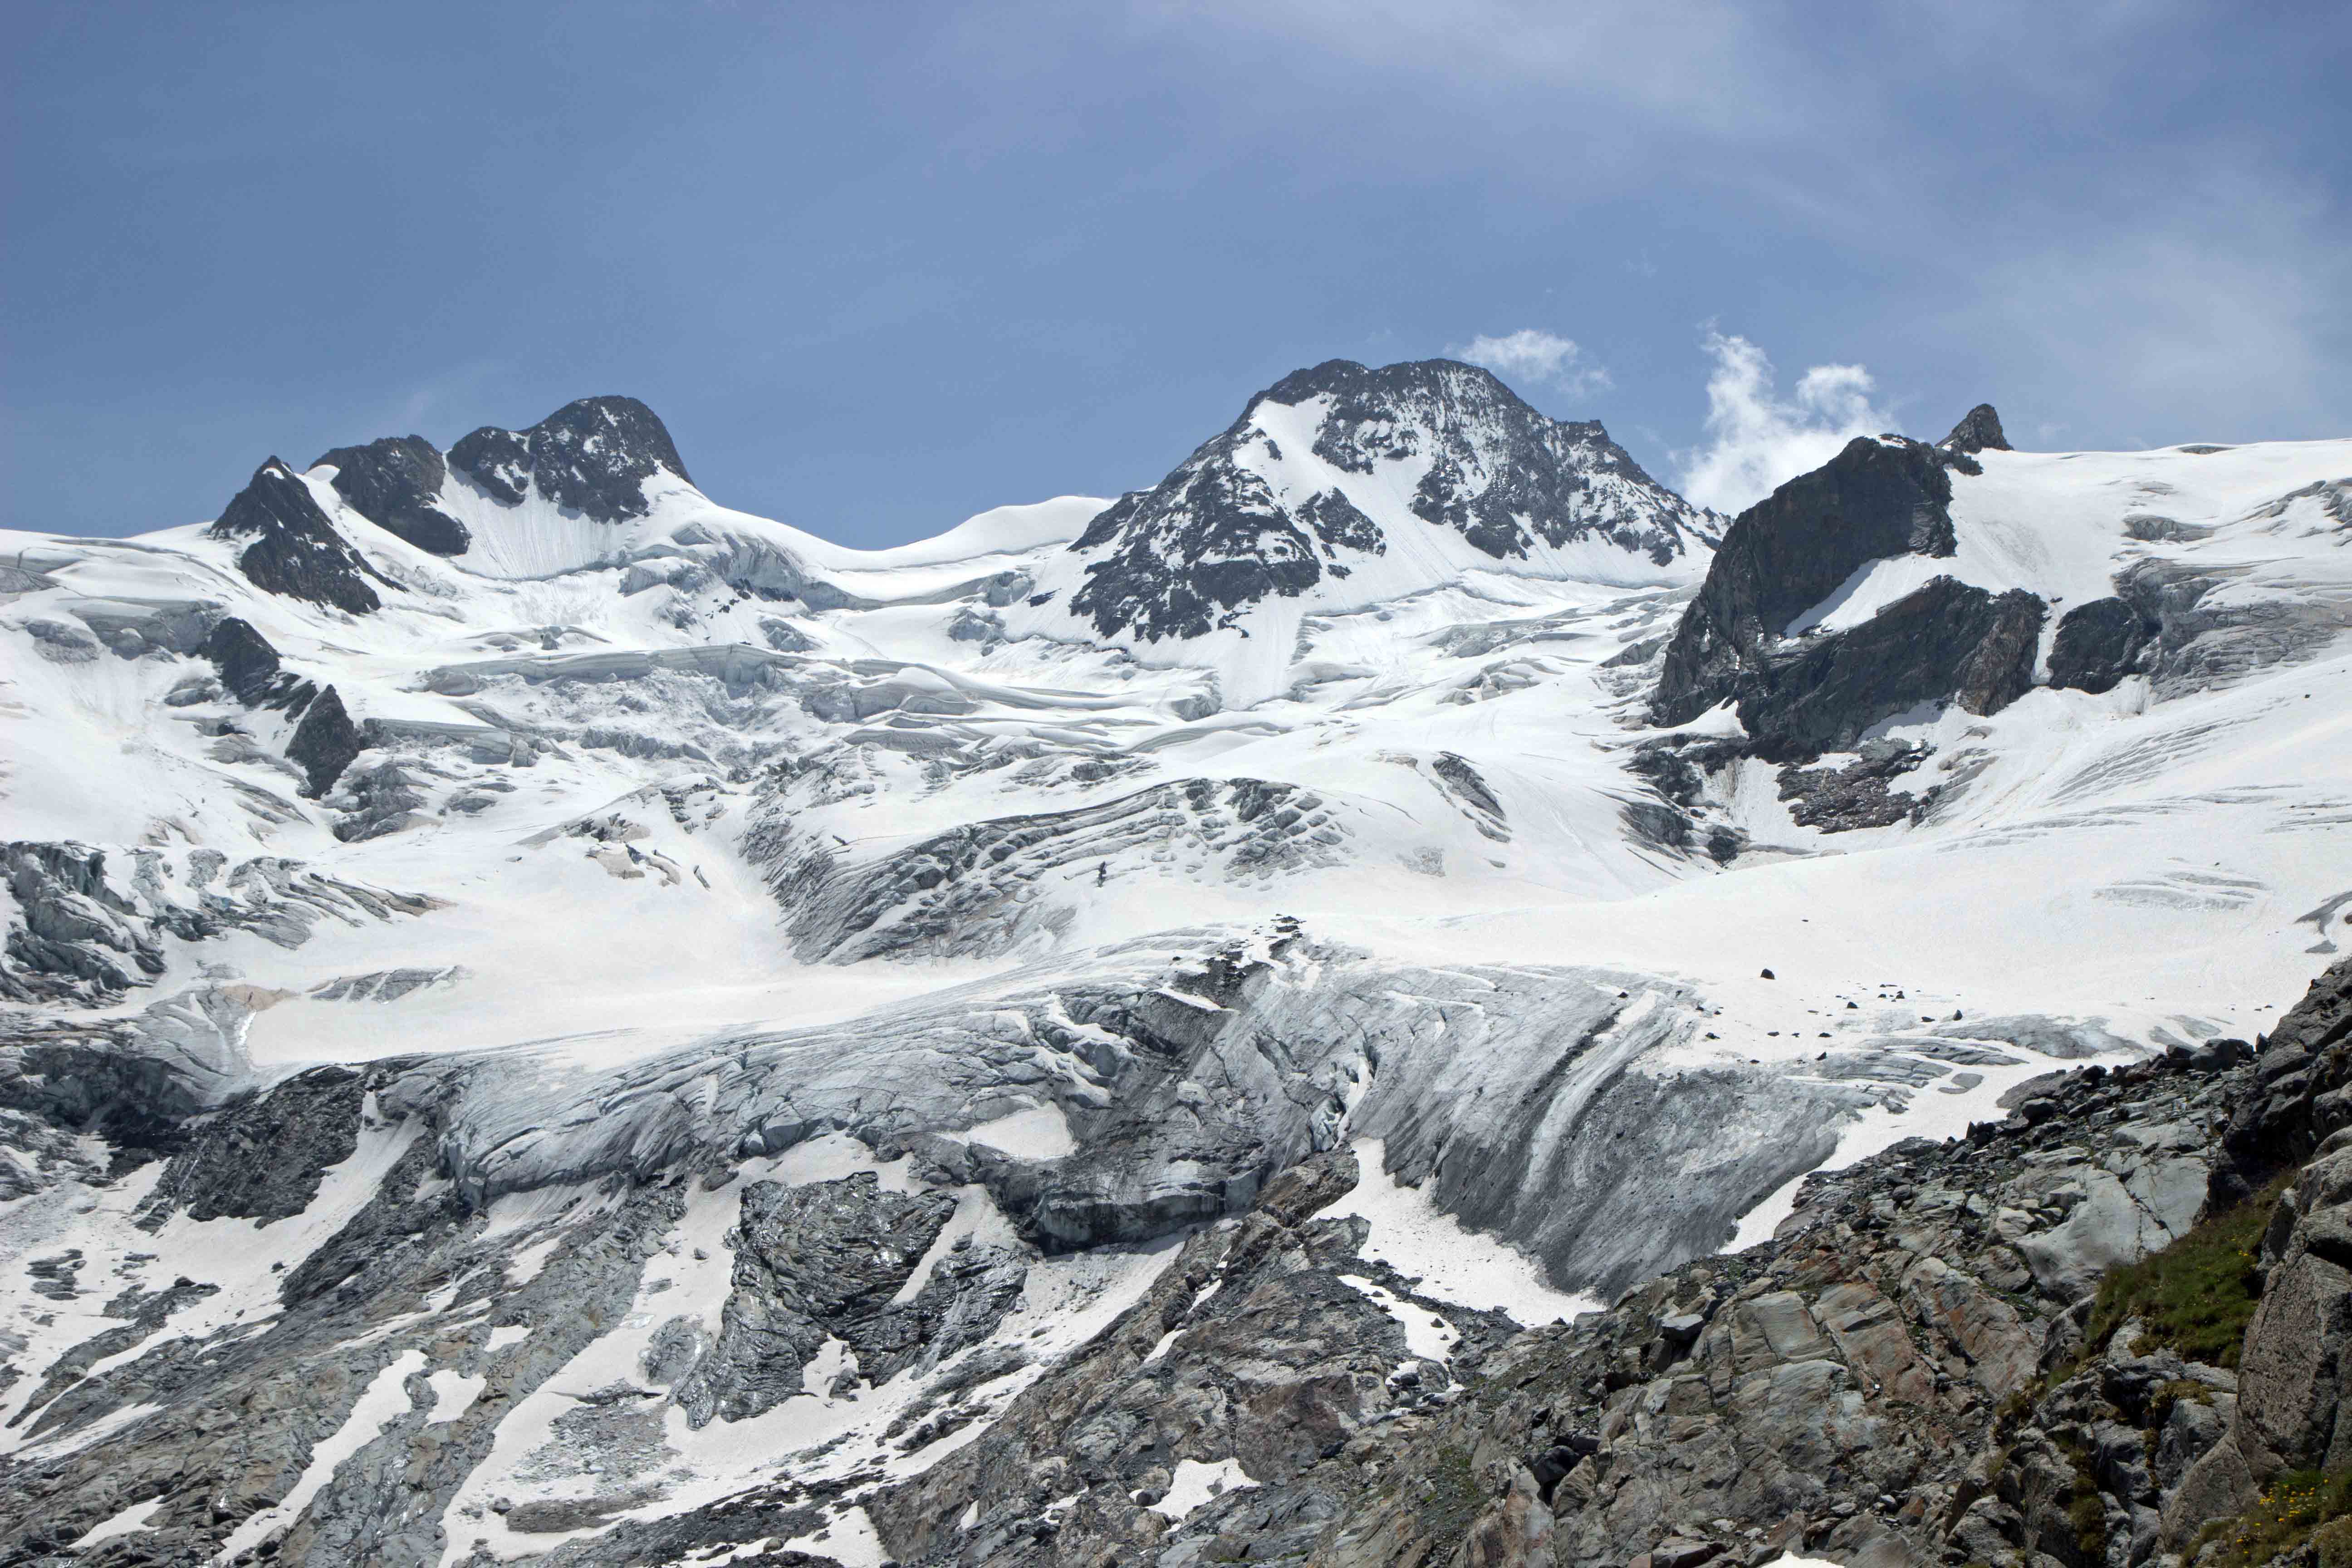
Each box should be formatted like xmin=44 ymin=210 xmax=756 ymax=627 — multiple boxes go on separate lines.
xmin=2048 ymin=596 xmax=2161 ymax=694
xmin=315 ymin=434 xmax=472 ymax=555
xmin=200 ymin=614 xmax=287 ymax=703
xmin=1733 ymin=578 xmax=2044 ymax=762
xmin=1942 ymin=402 xmax=2012 ymax=455
xmin=1652 ymin=434 xmax=1960 ymax=730
xmin=858 ymin=965 xmax=2352 ymax=1568
xmin=206 ymin=458 xmax=390 ymax=614
xmin=1068 ymin=359 xmax=1711 ymax=642
xmin=286 ymin=682 xmax=367 ymax=796
xmin=447 ymin=395 xmax=691 ymax=523
xmin=1648 ymin=409 xmax=2055 ymax=762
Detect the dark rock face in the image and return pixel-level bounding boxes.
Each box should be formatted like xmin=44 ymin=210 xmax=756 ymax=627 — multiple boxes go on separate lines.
xmin=2211 ymin=954 xmax=2352 ymax=1204
xmin=1954 ymin=584 xmax=2048 ymax=715
xmin=147 ymin=1065 xmax=367 ymax=1222
xmin=286 ymin=683 xmax=366 ymax=796
xmin=1734 ymin=578 xmax=2045 ymax=761
xmin=1071 ymin=458 xmax=1323 ymax=642
xmin=314 ymin=435 xmax=471 ymax=555
xmin=668 ymin=1173 xmax=1025 ymax=1426
xmin=199 ymin=616 xmax=285 ymax=704
xmin=1942 ymin=402 xmax=2011 ymax=455
xmin=2048 ymin=596 xmax=2160 ymax=693
xmin=1648 ymin=412 xmax=2052 ymax=762
xmin=872 ymin=1145 xmax=1529 ymax=1567
xmin=447 ymin=395 xmax=690 ymax=523
xmin=1652 ymin=434 xmax=1958 ymax=728
xmin=206 ymin=459 xmax=388 ymax=614
xmin=1068 ymin=358 xmax=1709 ymax=642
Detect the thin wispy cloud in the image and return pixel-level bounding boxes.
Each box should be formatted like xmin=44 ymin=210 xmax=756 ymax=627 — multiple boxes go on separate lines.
xmin=1674 ymin=332 xmax=1891 ymax=515
xmin=1451 ymin=330 xmax=1611 ymax=398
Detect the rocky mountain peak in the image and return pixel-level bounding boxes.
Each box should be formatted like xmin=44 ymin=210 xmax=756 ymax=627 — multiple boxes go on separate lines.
xmin=312 ymin=434 xmax=470 ymax=557
xmin=1064 ymin=357 xmax=1711 ymax=643
xmin=446 ymin=394 xmax=691 ymax=523
xmin=205 ymin=457 xmax=389 ymax=615
xmin=1650 ymin=418 xmax=2053 ymax=759
xmin=1941 ymin=401 xmax=2010 ymax=455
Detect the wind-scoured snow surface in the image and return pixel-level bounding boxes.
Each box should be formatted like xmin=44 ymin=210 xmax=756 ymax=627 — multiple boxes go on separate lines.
xmin=0 ymin=372 xmax=2347 ymax=1563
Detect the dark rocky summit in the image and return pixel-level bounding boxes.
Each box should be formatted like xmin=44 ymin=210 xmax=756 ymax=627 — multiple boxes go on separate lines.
xmin=1942 ymin=403 xmax=2012 ymax=456
xmin=1068 ymin=359 xmax=1711 ymax=642
xmin=1649 ymin=411 xmax=2051 ymax=761
xmin=206 ymin=458 xmax=391 ymax=614
xmin=314 ymin=434 xmax=472 ymax=555
xmin=447 ymin=395 xmax=691 ymax=523
xmin=1651 ymin=434 xmax=1960 ymax=731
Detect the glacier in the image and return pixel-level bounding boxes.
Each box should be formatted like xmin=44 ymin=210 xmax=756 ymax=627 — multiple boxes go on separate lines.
xmin=0 ymin=363 xmax=2347 ymax=1563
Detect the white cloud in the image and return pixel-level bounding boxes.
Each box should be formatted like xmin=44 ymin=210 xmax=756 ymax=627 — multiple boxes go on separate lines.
xmin=1673 ymin=332 xmax=1891 ymax=514
xmin=1451 ymin=329 xmax=1611 ymax=397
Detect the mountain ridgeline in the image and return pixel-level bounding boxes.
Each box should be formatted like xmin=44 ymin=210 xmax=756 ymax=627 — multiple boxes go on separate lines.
xmin=3 ymin=354 xmax=2349 ymax=1567
xmin=1064 ymin=358 xmax=1716 ymax=642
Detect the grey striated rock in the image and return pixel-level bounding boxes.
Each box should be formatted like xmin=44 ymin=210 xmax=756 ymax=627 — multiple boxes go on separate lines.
xmin=207 ymin=457 xmax=390 ymax=614
xmin=2162 ymin=957 xmax=2352 ymax=1544
xmin=315 ymin=433 xmax=472 ymax=555
xmin=2212 ymin=951 xmax=2352 ymax=1202
xmin=447 ymin=395 xmax=691 ymax=524
xmin=668 ymin=1173 xmax=1008 ymax=1425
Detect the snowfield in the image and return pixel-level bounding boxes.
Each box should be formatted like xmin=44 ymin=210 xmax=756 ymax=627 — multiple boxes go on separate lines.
xmin=0 ymin=373 xmax=2347 ymax=1563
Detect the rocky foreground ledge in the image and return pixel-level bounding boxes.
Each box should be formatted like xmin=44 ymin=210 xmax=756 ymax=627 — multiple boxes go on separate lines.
xmin=5 ymin=956 xmax=2347 ymax=1568
xmin=858 ymin=956 xmax=2352 ymax=1568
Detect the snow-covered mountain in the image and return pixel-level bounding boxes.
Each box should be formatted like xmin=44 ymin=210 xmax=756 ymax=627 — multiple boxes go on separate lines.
xmin=1 ymin=364 xmax=2348 ymax=1565
xmin=1003 ymin=359 xmax=1718 ymax=705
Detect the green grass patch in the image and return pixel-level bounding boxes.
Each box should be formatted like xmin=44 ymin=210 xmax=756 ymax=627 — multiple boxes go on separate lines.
xmin=2058 ymin=1435 xmax=2110 ymax=1561
xmin=2192 ymin=1470 xmax=2352 ymax=1568
xmin=2083 ymin=1174 xmax=2290 ymax=1369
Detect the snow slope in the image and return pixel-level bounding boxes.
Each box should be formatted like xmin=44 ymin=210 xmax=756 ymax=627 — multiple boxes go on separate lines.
xmin=1 ymin=375 xmax=2347 ymax=1562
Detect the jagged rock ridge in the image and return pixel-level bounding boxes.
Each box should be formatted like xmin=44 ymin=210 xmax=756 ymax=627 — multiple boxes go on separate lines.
xmin=206 ymin=458 xmax=391 ymax=614
xmin=1067 ymin=358 xmax=1715 ymax=642
xmin=446 ymin=394 xmax=691 ymax=523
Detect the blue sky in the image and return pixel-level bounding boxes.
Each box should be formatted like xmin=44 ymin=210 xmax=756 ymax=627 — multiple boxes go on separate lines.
xmin=6 ymin=1 xmax=2347 ymax=543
